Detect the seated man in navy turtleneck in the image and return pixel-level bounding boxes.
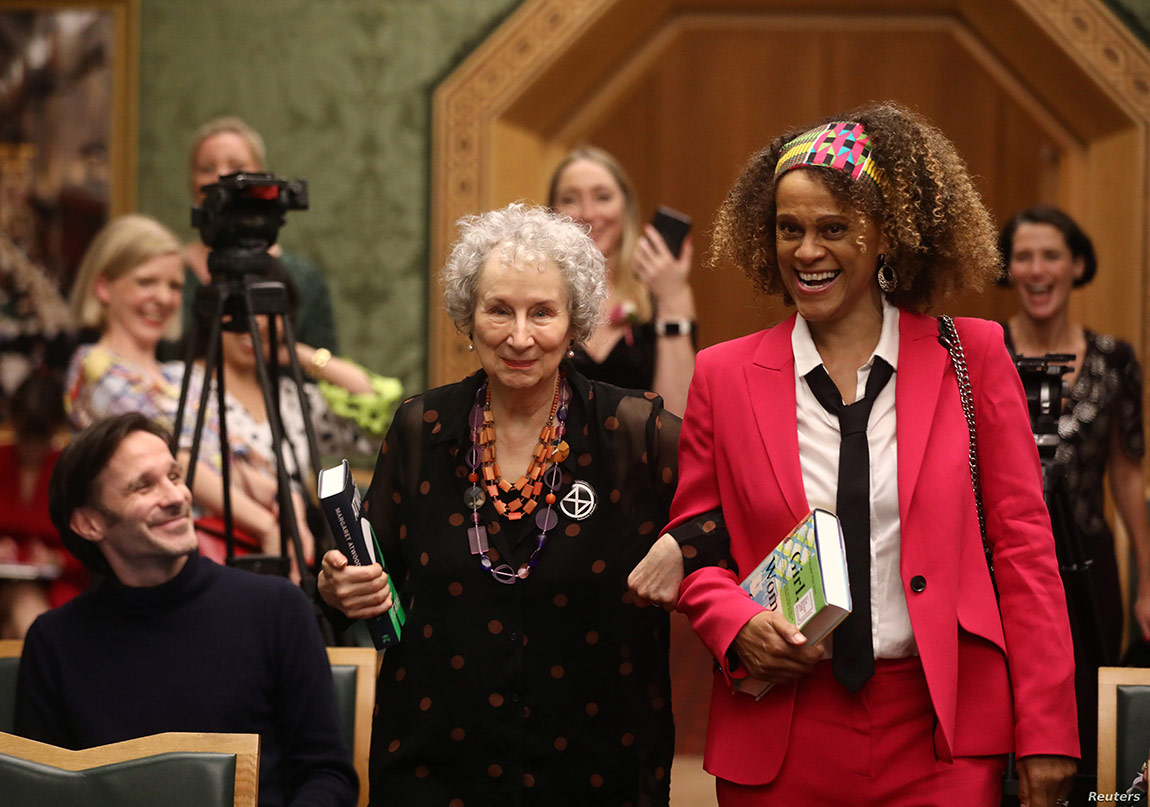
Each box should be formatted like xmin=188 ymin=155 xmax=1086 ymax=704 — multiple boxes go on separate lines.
xmin=14 ymin=413 xmax=357 ymax=807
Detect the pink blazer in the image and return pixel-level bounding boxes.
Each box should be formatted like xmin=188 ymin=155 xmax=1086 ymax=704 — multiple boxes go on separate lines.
xmin=671 ymin=311 xmax=1079 ymax=786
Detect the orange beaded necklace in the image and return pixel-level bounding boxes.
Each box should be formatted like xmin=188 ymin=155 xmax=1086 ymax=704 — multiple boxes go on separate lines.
xmin=464 ymin=371 xmax=571 ymax=583
xmin=476 ymin=371 xmax=564 ymax=519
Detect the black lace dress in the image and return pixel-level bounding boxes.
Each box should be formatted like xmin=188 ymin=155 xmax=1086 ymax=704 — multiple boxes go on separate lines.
xmin=569 ymin=321 xmax=657 ymax=392
xmin=1004 ymin=325 xmax=1145 ymax=662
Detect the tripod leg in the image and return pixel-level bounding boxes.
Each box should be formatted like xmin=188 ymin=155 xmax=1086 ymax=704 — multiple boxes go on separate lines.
xmin=278 ymin=316 xmax=335 ymax=571
xmin=279 ymin=315 xmax=325 ymax=490
xmin=172 ymin=314 xmax=198 ymax=460
xmin=214 ymin=346 xmax=237 ymax=562
xmin=174 ymin=286 xmax=225 ymax=489
xmin=192 ymin=290 xmax=236 ymax=561
xmin=1045 ymin=473 xmax=1106 ymax=782
xmin=1047 ymin=488 xmax=1109 ymax=662
xmin=245 ymin=296 xmax=312 ymax=588
xmin=170 ymin=284 xmax=242 ymax=566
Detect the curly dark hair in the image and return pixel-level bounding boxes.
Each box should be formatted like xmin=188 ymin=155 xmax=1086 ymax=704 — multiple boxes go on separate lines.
xmin=711 ymin=102 xmax=1002 ymax=311
xmin=997 ymin=204 xmax=1097 ymax=287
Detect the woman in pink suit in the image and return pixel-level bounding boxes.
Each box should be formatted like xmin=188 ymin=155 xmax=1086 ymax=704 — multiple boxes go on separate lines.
xmin=644 ymin=103 xmax=1079 ymax=806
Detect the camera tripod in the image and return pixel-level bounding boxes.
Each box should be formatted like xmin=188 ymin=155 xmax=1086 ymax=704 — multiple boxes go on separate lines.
xmin=171 ymin=264 xmax=322 ymax=590
xmin=1045 ymin=456 xmax=1108 ymax=776
xmin=1000 ymin=353 xmax=1107 ymax=805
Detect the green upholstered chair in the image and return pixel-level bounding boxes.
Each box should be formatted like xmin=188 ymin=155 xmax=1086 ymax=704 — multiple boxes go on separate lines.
xmin=1 ymin=641 xmax=376 ymax=803
xmin=0 ymin=730 xmax=259 ymax=807
xmin=326 ymin=646 xmax=377 ymax=807
xmin=1098 ymin=666 xmax=1150 ymax=794
xmin=0 ymin=641 xmax=21 ymax=735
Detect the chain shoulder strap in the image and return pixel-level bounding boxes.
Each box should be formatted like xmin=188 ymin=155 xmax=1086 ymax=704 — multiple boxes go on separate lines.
xmin=937 ymin=315 xmax=995 ymax=583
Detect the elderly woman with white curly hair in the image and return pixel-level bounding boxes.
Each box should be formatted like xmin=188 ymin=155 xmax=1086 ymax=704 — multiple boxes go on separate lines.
xmin=319 ymin=203 xmax=712 ymax=806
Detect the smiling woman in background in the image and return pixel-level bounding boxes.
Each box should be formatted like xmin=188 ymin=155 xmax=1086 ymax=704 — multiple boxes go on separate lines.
xmin=67 ymin=214 xmax=186 ymax=431
xmin=999 ymin=206 xmax=1150 ymax=660
xmin=548 ymin=146 xmax=695 ymax=415
xmin=999 ymin=205 xmax=1150 ymax=777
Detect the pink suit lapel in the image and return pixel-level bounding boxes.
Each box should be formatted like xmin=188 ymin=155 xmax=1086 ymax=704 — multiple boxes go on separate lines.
xmin=743 ymin=315 xmax=808 ymax=525
xmin=895 ymin=311 xmax=950 ymax=543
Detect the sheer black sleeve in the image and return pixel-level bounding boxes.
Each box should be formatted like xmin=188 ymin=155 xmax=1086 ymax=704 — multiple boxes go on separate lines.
xmin=609 ymin=391 xmax=733 ymax=577
xmin=1114 ymin=340 xmax=1146 ymax=461
xmin=363 ymin=397 xmax=425 ymax=604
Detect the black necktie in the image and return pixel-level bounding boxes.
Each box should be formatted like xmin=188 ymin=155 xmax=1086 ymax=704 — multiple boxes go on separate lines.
xmin=804 ymin=356 xmax=893 ymax=692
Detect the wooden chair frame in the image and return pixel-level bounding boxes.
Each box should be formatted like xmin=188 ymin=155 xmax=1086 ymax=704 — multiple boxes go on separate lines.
xmin=0 ymin=730 xmax=259 ymax=807
xmin=1098 ymin=666 xmax=1150 ymax=794
xmin=3 ymin=640 xmax=374 ymax=802
xmin=326 ymin=646 xmax=377 ymax=807
xmin=0 ymin=640 xmax=22 ymax=735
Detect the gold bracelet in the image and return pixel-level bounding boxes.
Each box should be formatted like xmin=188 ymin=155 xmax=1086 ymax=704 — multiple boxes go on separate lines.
xmin=308 ymin=348 xmax=332 ymax=378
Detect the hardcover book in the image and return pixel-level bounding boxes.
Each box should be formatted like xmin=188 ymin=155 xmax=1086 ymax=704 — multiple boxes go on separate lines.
xmin=733 ymin=507 xmax=851 ymax=699
xmin=318 ymin=460 xmax=405 ymax=649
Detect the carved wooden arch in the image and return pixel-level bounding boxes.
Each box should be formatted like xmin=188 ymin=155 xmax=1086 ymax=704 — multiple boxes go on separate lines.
xmin=430 ymin=0 xmax=1150 ymax=390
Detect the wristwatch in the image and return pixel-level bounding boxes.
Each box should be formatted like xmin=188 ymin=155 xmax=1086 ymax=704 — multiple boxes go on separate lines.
xmin=308 ymin=348 xmax=333 ymax=378
xmin=654 ymin=317 xmax=695 ymax=337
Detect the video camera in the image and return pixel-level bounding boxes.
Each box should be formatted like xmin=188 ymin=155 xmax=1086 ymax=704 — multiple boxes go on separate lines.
xmin=177 ymin=170 xmax=315 ymax=583
xmin=1013 ymin=353 xmax=1073 ymax=461
xmin=191 ymin=172 xmax=308 ymax=280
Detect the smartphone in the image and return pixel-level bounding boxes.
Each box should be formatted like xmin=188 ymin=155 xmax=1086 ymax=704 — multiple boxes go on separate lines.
xmin=650 ymin=206 xmax=692 ymax=259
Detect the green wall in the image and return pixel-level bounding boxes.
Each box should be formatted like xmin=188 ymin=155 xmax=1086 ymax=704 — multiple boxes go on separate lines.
xmin=136 ymin=0 xmax=522 ymax=394
xmin=1109 ymin=0 xmax=1150 ymax=43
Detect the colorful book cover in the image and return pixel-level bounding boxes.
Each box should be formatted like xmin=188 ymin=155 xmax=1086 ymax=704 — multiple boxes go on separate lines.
xmin=733 ymin=508 xmax=851 ymax=699
xmin=318 ymin=460 xmax=406 ymax=649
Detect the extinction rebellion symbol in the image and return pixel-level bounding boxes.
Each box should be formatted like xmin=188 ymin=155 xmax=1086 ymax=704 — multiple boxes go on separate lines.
xmin=559 ymin=480 xmax=597 ymax=521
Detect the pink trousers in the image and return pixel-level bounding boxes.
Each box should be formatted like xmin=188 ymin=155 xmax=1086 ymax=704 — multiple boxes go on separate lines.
xmin=715 ymin=657 xmax=1005 ymax=807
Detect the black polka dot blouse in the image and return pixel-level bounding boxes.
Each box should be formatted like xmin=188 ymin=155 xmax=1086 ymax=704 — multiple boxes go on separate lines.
xmin=362 ymin=364 xmax=683 ymax=806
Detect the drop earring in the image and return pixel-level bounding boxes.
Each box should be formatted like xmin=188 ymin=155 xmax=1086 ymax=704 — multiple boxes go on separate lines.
xmin=566 ymin=342 xmax=576 ymax=359
xmin=877 ymin=254 xmax=897 ymax=294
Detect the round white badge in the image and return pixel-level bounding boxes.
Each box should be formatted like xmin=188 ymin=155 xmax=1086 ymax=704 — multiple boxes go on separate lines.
xmin=559 ymin=480 xmax=597 ymax=521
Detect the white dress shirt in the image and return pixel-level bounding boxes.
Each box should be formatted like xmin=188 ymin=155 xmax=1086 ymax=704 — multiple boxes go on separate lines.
xmin=791 ymin=296 xmax=917 ymax=659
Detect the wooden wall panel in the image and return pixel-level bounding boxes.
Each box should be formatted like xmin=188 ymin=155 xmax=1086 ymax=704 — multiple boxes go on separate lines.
xmin=563 ymin=22 xmax=1073 ymax=347
xmin=1075 ymin=127 xmax=1145 ymax=347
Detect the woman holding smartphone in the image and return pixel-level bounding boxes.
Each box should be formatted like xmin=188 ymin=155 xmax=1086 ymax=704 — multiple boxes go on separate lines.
xmin=548 ymin=146 xmax=696 ymax=415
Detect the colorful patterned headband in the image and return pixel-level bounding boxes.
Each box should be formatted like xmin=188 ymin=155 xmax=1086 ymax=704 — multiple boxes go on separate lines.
xmin=774 ymin=121 xmax=887 ymax=195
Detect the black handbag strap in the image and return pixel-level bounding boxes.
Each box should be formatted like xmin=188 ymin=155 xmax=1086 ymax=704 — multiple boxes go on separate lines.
xmin=937 ymin=316 xmax=996 ymax=587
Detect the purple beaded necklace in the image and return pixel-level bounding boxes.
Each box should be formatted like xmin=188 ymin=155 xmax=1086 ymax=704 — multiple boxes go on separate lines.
xmin=464 ymin=373 xmax=571 ymax=584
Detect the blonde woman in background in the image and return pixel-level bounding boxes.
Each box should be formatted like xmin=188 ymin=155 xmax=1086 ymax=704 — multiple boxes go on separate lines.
xmin=67 ymin=214 xmax=186 ymax=429
xmin=548 ymin=146 xmax=696 ymax=415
